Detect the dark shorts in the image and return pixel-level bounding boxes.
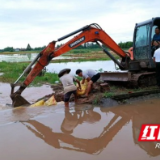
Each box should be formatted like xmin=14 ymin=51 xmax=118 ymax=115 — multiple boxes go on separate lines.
xmin=91 ymin=73 xmax=100 ymax=83
xmin=156 ymin=62 xmax=160 ymax=86
xmin=64 ymin=90 xmax=76 ymax=102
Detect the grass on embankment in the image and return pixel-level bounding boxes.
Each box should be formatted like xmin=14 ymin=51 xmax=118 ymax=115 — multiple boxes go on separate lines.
xmin=103 ymin=84 xmax=159 ymax=98
xmin=52 ymin=50 xmax=120 ymax=63
xmin=1 ymin=48 xmax=123 ymax=60
xmin=0 ymin=62 xmax=59 ymax=86
xmin=0 ymin=49 xmax=114 ymax=86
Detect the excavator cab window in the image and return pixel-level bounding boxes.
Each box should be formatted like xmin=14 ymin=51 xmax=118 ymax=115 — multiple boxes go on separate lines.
xmin=134 ymin=24 xmax=151 ymax=60
xmin=151 ymin=19 xmax=160 ymax=56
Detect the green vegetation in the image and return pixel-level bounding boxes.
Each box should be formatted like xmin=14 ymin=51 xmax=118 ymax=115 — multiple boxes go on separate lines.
xmin=118 ymin=41 xmax=133 ymax=49
xmin=103 ymin=92 xmax=115 ymax=98
xmin=60 ymin=49 xmax=120 ymax=62
xmin=1 ymin=50 xmax=40 ymax=54
xmin=26 ymin=44 xmax=32 ymax=51
xmin=70 ymin=49 xmax=91 ymax=54
xmin=3 ymin=47 xmax=14 ymax=52
xmin=0 ymin=49 xmax=118 ymax=85
xmin=0 ymin=41 xmax=132 ymax=54
xmin=0 ymin=62 xmax=59 ymax=85
xmin=0 ymin=48 xmax=120 ymax=62
xmin=0 ymin=41 xmax=132 ymax=87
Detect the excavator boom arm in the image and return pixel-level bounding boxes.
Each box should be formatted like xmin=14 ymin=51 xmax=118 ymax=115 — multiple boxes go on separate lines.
xmin=23 ymin=24 xmax=127 ymax=86
xmin=54 ymin=25 xmax=126 ymax=58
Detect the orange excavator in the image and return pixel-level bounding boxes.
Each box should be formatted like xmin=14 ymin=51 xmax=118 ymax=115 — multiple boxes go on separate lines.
xmin=10 ymin=17 xmax=160 ymax=107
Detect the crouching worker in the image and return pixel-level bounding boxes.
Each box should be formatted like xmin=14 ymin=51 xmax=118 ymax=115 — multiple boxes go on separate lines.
xmin=58 ymin=69 xmax=81 ymax=107
xmin=76 ymin=69 xmax=100 ymax=98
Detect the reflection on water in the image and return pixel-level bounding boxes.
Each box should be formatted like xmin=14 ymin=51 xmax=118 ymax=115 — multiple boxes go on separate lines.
xmin=0 ymin=99 xmax=160 ymax=160
xmin=0 ymin=53 xmax=71 ymax=62
xmin=23 ymin=108 xmax=127 ymax=155
xmin=0 ymin=53 xmax=37 ymax=62
xmin=23 ymin=108 xmax=104 ymax=154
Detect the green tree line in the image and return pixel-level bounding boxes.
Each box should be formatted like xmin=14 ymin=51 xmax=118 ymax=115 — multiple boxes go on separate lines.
xmin=54 ymin=41 xmax=133 ymax=49
xmin=118 ymin=41 xmax=133 ymax=48
xmin=0 ymin=41 xmax=133 ymax=53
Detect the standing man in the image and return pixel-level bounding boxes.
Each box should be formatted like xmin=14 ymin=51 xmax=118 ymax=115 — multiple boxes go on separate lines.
xmin=153 ymin=46 xmax=160 ymax=88
xmin=59 ymin=69 xmax=81 ymax=107
xmin=152 ymin=27 xmax=160 ymax=56
xmin=76 ymin=69 xmax=100 ymax=97
xmin=152 ymin=27 xmax=160 ymax=46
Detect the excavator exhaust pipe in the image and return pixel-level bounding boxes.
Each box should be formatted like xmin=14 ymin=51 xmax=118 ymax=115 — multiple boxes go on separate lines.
xmin=10 ymin=84 xmax=30 ymax=107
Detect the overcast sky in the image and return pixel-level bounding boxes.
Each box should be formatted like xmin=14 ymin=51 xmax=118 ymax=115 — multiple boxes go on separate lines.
xmin=0 ymin=0 xmax=159 ymax=49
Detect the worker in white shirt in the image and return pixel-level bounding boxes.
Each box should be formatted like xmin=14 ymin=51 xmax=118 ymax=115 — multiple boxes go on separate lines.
xmin=153 ymin=46 xmax=160 ymax=87
xmin=76 ymin=69 xmax=100 ymax=97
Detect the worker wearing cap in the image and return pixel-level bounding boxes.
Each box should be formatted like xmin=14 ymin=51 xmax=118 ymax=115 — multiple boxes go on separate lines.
xmin=58 ymin=69 xmax=81 ymax=107
xmin=153 ymin=46 xmax=160 ymax=88
xmin=76 ymin=69 xmax=100 ymax=97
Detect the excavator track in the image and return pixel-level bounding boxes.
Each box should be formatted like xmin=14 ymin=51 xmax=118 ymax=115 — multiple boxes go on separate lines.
xmin=130 ymin=72 xmax=156 ymax=87
xmin=100 ymin=72 xmax=156 ymax=87
xmin=137 ymin=73 xmax=157 ymax=87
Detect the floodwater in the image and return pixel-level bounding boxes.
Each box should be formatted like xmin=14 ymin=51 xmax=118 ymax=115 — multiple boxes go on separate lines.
xmin=0 ymin=53 xmax=71 ymax=62
xmin=0 ymin=83 xmax=160 ymax=160
xmin=0 ymin=52 xmax=121 ymax=74
xmin=0 ymin=82 xmax=53 ymax=110
xmin=46 ymin=60 xmax=120 ymax=75
xmin=0 ymin=99 xmax=160 ymax=160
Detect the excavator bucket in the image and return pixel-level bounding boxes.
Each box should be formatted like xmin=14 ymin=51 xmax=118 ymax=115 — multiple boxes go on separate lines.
xmin=11 ymin=95 xmax=30 ymax=107
xmin=10 ymin=84 xmax=30 ymax=107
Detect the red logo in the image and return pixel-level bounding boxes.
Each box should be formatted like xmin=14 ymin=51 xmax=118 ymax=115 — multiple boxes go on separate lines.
xmin=139 ymin=124 xmax=160 ymax=141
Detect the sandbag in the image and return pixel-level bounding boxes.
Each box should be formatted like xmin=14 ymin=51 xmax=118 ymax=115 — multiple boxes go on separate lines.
xmin=30 ymin=100 xmax=45 ymax=107
xmin=30 ymin=95 xmax=57 ymax=107
xmin=44 ymin=95 xmax=57 ymax=106
xmin=76 ymin=80 xmax=88 ymax=96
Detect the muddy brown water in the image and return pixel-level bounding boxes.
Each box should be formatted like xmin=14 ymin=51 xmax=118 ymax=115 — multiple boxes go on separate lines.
xmin=0 ymin=83 xmax=160 ymax=160
xmin=0 ymin=82 xmax=53 ymax=110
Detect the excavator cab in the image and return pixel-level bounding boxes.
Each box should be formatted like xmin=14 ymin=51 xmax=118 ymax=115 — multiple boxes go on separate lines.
xmin=130 ymin=17 xmax=160 ymax=71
